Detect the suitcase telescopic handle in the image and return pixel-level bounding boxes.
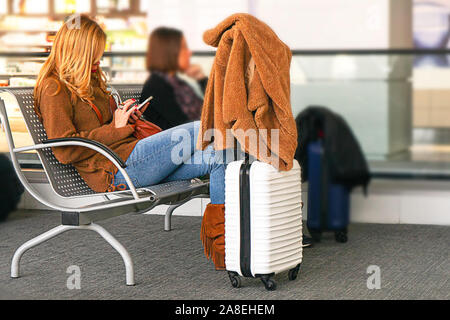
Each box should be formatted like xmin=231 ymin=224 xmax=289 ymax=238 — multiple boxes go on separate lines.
xmin=244 ymin=152 xmax=250 ymax=163
xmin=233 ymin=137 xmax=251 ymax=164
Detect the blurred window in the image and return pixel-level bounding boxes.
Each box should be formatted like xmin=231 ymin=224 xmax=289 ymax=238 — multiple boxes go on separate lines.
xmin=13 ymin=0 xmax=49 ymax=14
xmin=97 ymin=0 xmax=134 ymax=14
xmin=0 ymin=0 xmax=7 ymax=15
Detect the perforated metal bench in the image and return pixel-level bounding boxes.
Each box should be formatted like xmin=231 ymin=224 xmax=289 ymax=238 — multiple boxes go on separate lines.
xmin=0 ymin=85 xmax=209 ymax=286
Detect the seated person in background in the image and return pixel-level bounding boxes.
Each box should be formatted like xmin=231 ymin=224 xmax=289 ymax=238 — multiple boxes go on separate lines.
xmin=140 ymin=27 xmax=208 ymax=130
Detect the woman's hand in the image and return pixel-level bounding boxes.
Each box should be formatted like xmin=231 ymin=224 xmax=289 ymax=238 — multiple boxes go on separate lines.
xmin=128 ymin=102 xmax=150 ymax=124
xmin=184 ymin=64 xmax=206 ymax=80
xmin=114 ymin=99 xmax=137 ymax=128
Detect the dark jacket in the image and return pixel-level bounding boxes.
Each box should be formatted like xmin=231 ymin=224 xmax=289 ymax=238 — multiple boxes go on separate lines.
xmin=139 ymin=72 xmax=208 ymax=130
xmin=294 ymin=106 xmax=371 ymax=193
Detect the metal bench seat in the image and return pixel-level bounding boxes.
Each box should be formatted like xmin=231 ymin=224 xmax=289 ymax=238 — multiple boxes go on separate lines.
xmin=0 ymin=85 xmax=210 ymax=286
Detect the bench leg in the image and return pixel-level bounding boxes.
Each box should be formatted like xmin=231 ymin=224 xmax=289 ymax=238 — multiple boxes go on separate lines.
xmin=11 ymin=225 xmax=71 ymax=279
xmin=164 ymin=205 xmax=177 ymax=232
xmin=87 ymin=223 xmax=135 ymax=286
xmin=11 ymin=223 xmax=135 ymax=286
xmin=164 ymin=199 xmax=193 ymax=232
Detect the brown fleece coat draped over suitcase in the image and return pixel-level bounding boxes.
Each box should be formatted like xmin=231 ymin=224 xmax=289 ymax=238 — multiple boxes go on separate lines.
xmin=199 ymin=14 xmax=297 ymax=270
xmin=196 ymin=13 xmax=298 ymax=171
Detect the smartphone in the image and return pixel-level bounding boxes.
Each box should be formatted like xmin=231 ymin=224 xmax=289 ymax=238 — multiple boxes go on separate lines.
xmin=135 ymin=96 xmax=153 ymax=111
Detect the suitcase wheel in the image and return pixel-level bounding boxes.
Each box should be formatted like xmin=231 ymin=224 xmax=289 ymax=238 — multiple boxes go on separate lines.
xmin=334 ymin=230 xmax=348 ymax=243
xmin=260 ymin=275 xmax=277 ymax=291
xmin=288 ymin=263 xmax=301 ymax=281
xmin=228 ymin=272 xmax=241 ymax=288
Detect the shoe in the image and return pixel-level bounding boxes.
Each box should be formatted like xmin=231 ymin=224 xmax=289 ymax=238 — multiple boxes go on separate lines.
xmin=302 ymin=235 xmax=314 ymax=248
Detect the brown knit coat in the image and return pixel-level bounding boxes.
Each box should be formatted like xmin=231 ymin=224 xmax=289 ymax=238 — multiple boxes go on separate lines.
xmin=35 ymin=76 xmax=139 ymax=192
xmin=197 ymin=13 xmax=297 ymax=171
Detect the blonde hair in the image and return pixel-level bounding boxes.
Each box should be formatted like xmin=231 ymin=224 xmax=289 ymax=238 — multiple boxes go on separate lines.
xmin=34 ymin=15 xmax=107 ymax=107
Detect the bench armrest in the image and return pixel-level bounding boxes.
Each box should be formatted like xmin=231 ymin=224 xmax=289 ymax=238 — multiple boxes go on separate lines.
xmin=13 ymin=140 xmax=139 ymax=201
xmin=42 ymin=137 xmax=127 ymax=168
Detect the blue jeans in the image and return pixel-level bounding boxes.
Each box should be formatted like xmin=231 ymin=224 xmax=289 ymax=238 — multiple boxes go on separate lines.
xmin=112 ymin=121 xmax=228 ymax=204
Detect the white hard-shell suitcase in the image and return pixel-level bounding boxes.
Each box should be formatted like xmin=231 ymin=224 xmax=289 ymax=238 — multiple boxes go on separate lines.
xmin=224 ymin=156 xmax=303 ymax=290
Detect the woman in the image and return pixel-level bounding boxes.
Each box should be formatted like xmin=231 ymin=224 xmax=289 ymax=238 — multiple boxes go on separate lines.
xmin=140 ymin=27 xmax=207 ymax=130
xmin=33 ymin=15 xmax=227 ymax=270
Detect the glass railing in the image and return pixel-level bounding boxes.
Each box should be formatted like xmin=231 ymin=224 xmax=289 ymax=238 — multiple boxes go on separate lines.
xmin=1 ymin=50 xmax=450 ymax=180
xmin=286 ymin=50 xmax=450 ymax=179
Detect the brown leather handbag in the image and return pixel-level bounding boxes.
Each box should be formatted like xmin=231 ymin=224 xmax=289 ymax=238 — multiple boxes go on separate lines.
xmin=131 ymin=118 xmax=162 ymax=140
xmin=88 ymin=96 xmax=162 ymax=140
